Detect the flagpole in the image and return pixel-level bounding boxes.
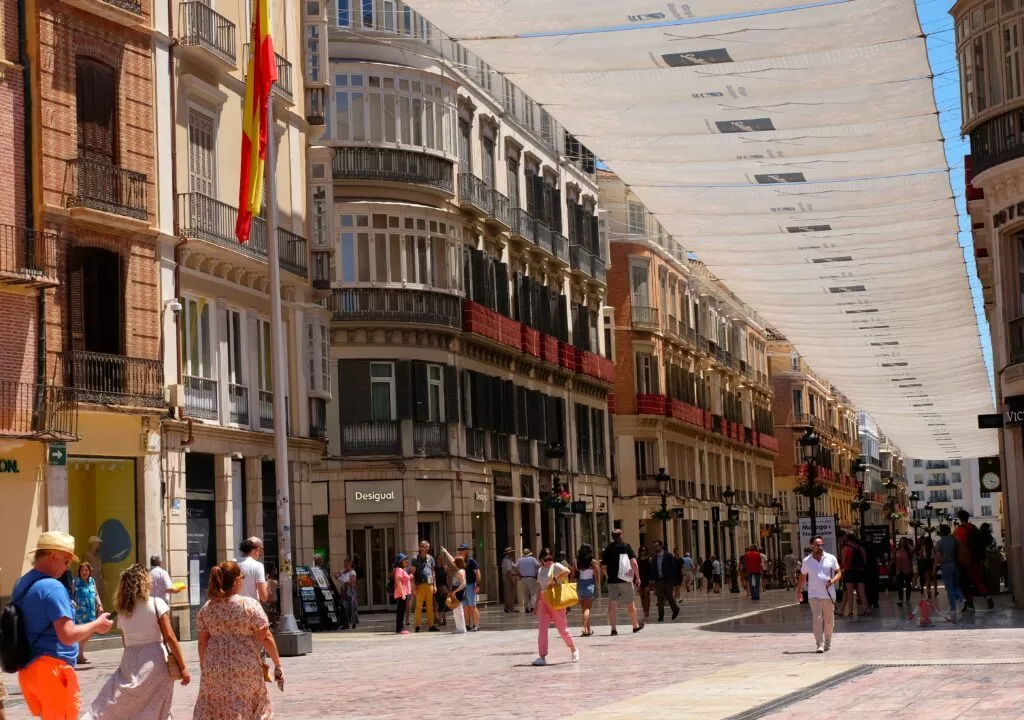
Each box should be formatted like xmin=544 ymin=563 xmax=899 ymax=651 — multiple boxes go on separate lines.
xmin=262 ymin=0 xmax=310 ymax=657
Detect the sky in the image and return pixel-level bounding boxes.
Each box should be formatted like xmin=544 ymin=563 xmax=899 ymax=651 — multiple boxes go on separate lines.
xmin=918 ymin=0 xmax=995 ymax=392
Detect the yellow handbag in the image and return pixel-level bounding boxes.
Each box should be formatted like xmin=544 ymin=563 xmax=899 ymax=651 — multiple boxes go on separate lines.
xmin=544 ymin=578 xmax=579 ymax=611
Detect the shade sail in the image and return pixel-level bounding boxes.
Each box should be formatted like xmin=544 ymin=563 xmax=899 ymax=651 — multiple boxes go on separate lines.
xmin=408 ymin=0 xmax=997 ymax=458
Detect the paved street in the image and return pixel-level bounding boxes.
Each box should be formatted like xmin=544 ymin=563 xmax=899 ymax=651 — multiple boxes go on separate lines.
xmin=6 ymin=588 xmax=1024 ymax=719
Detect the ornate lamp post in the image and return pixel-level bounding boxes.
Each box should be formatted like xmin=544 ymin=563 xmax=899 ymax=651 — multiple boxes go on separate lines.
xmin=797 ymin=429 xmax=823 ymax=537
xmin=882 ymin=471 xmax=900 ymax=542
xmin=909 ymin=491 xmax=922 ymax=541
xmin=656 ymin=467 xmax=671 ymax=545
xmin=850 ymin=458 xmax=868 ymax=531
xmin=770 ymin=498 xmax=783 ymax=559
xmin=545 ymin=441 xmax=566 ymax=555
xmin=722 ymin=486 xmax=740 ymax=593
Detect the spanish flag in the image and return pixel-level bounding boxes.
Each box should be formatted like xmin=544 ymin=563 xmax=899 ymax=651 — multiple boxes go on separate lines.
xmin=235 ymin=0 xmax=277 ymax=244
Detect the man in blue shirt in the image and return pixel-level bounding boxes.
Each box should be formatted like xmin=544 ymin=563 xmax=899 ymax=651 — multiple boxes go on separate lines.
xmin=458 ymin=544 xmax=482 ymax=631
xmin=13 ymin=531 xmax=113 ymax=719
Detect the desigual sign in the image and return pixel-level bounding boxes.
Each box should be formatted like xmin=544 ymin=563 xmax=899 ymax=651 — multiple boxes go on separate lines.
xmin=346 ymin=481 xmax=403 ymax=513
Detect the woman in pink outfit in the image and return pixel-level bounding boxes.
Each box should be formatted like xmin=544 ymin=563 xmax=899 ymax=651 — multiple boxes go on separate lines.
xmin=393 ymin=554 xmax=412 ymax=634
xmin=532 ymin=548 xmax=578 ymax=667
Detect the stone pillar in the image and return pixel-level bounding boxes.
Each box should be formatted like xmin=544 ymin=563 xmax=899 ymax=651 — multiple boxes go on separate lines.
xmin=290 ymin=461 xmax=314 ymax=566
xmin=140 ymin=432 xmax=163 ymax=564
xmin=328 ymin=471 xmax=347 ymax=572
xmin=244 ymin=457 xmax=263 ymax=539
xmin=214 ymin=454 xmax=234 ymax=564
xmin=163 ymin=445 xmax=190 ymax=637
xmin=402 ymin=475 xmax=419 ymax=556
xmin=45 ymin=455 xmax=69 ymax=533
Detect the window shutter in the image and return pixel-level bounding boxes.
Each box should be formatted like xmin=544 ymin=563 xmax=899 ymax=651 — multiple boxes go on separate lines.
xmin=531 ymin=175 xmax=545 ymax=220
xmin=545 ymin=394 xmax=558 ymax=448
xmin=551 ymin=187 xmax=562 ymax=232
xmin=76 ymin=58 xmax=117 ymax=163
xmin=516 ymin=385 xmax=528 ymax=437
xmin=472 ymin=372 xmax=488 ymax=431
xmin=488 ymin=375 xmax=502 ymax=431
xmin=555 ymin=397 xmax=566 ymax=448
xmin=395 ymin=360 xmax=413 ymax=420
xmin=68 ymin=249 xmax=86 ymax=353
xmin=470 ymin=249 xmax=487 ymax=304
xmin=513 ymin=273 xmax=524 ymax=322
xmin=538 ymin=288 xmax=551 ymax=336
xmin=495 ymin=261 xmax=510 ymax=317
xmin=337 ymin=360 xmax=372 ymax=423
xmin=556 ymin=295 xmax=569 ymax=342
xmin=589 ymin=214 xmax=600 ymax=255
xmin=573 ymin=204 xmax=584 ymax=246
xmin=502 ymin=379 xmax=515 ymax=434
xmin=444 ymin=365 xmax=459 ymax=423
xmin=412 ymin=361 xmax=429 ymax=422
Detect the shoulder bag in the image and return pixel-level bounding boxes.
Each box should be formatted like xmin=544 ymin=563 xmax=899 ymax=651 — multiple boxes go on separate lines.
xmin=543 ymin=570 xmax=579 ymax=611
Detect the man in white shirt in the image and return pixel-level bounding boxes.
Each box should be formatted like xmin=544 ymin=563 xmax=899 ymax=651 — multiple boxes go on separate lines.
xmin=500 ymin=547 xmax=518 ymax=613
xmin=237 ymin=537 xmax=269 ymax=603
xmin=515 ymin=549 xmax=542 ymax=614
xmin=796 ymin=535 xmax=842 ymax=653
xmin=149 ymin=555 xmax=184 ymax=604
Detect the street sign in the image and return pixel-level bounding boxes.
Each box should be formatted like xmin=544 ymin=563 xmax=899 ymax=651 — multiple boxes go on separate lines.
xmin=48 ymin=442 xmax=66 ymax=466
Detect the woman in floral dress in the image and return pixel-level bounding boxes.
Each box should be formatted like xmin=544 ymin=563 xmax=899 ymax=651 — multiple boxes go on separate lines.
xmin=73 ymin=562 xmax=103 ymax=664
xmin=194 ymin=560 xmax=285 ymax=719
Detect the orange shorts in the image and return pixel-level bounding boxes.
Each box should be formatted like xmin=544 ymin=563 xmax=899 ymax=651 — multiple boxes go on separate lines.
xmin=18 ymin=655 xmax=80 ymax=720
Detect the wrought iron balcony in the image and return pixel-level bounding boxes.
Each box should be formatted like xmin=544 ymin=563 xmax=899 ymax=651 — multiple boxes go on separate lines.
xmin=465 ymin=426 xmax=486 ymax=459
xmin=489 ymin=189 xmax=514 ymax=229
xmin=183 ymin=375 xmax=218 ymax=420
xmin=552 ymin=232 xmax=569 ymax=263
xmin=309 ymin=397 xmax=328 ymax=440
xmin=592 ymin=259 xmax=606 ymax=284
xmin=458 ymin=173 xmax=492 ymax=215
xmin=258 ymin=390 xmax=274 ymax=430
xmin=512 ymin=208 xmax=535 ymax=243
xmin=631 ymin=305 xmax=659 ymax=331
xmin=66 ymin=351 xmax=164 ymax=408
xmin=277 ymin=228 xmax=308 ymax=278
xmin=229 ymin=383 xmax=249 ymax=425
xmin=0 ymin=381 xmax=78 ymax=439
xmin=488 ymin=431 xmax=511 ymax=462
xmin=103 ymin=0 xmax=142 ymax=14
xmin=312 ymin=250 xmax=331 ymax=290
xmin=569 ymin=243 xmax=593 ymax=275
xmin=243 ymin=44 xmax=293 ymax=100
xmin=179 ymin=1 xmax=237 ymax=66
xmin=0 ymin=225 xmax=60 ymax=287
xmin=328 ymin=287 xmax=462 ymax=329
xmin=332 ymin=147 xmax=454 ymax=194
xmin=413 ymin=422 xmax=449 ymax=456
xmin=340 ymin=420 xmax=400 ymax=456
xmin=305 ymin=87 xmax=326 ymax=126
xmin=64 ymin=158 xmax=147 ymax=221
xmin=534 ymin=219 xmax=552 ymax=254
xmin=176 ymin=192 xmax=268 ymax=263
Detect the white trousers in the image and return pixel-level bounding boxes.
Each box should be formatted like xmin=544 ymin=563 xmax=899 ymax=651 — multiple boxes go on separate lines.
xmin=809 ymin=597 xmax=835 ymax=647
xmin=523 ymin=577 xmax=539 ymax=611
xmin=452 ymin=603 xmax=466 ymax=633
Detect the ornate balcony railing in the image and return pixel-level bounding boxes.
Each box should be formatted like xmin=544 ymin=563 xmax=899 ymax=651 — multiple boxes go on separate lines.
xmin=100 ymin=0 xmax=143 ymax=14
xmin=64 ymin=158 xmax=147 ymax=221
xmin=637 ymin=475 xmax=663 ymax=496
xmin=305 ymin=87 xmax=326 ymax=126
xmin=312 ymin=250 xmax=331 ymax=290
xmin=490 ymin=189 xmax=514 ymax=229
xmin=243 ymin=45 xmax=293 ymax=100
xmin=340 ymin=421 xmax=400 ymax=456
xmin=309 ymin=397 xmax=328 ymax=440
xmin=969 ymin=107 xmax=1024 ymax=176
xmin=177 ymin=192 xmax=268 ymax=262
xmin=552 ymin=232 xmax=570 ymax=263
xmin=328 ymin=287 xmax=462 ymax=329
xmin=458 ymin=173 xmax=492 ymax=214
xmin=512 ymin=208 xmax=535 ymax=243
xmin=183 ymin=375 xmax=218 ymax=420
xmin=0 ymin=225 xmax=60 ymax=285
xmin=466 ymin=426 xmax=486 ymax=458
xmin=66 ymin=351 xmax=164 ymax=408
xmin=0 ymin=381 xmax=77 ymax=439
xmin=413 ymin=422 xmax=449 ymax=456
xmin=534 ymin=219 xmax=552 ymax=254
xmin=1011 ymin=316 xmax=1024 ymax=365
xmin=258 ymin=390 xmax=274 ymax=430
xmin=277 ymin=228 xmax=308 ymax=278
xmin=332 ymin=147 xmax=454 ymax=193
xmin=631 ymin=305 xmax=659 ymax=330
xmin=229 ymin=383 xmax=249 ymax=425
xmin=179 ymin=1 xmax=237 ymax=65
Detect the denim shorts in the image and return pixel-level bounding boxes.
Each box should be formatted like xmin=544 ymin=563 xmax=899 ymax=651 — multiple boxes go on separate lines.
xmin=464 ymin=583 xmax=478 ymax=606
xmin=577 ymin=577 xmax=596 ymax=600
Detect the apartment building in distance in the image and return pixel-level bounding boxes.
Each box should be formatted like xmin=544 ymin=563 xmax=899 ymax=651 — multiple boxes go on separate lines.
xmin=767 ymin=334 xmax=862 ymax=553
xmin=601 ymin=170 xmax=779 ymax=559
xmin=953 ymin=0 xmax=1024 ymax=603
xmin=907 ymin=458 xmax=1003 ymax=543
xmin=155 ymin=0 xmax=328 ymax=634
xmin=304 ymin=1 xmax=613 ymax=610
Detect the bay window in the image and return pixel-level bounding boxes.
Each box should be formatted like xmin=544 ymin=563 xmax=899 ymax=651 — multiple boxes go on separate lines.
xmin=307 ymin=321 xmax=331 ymax=395
xmin=182 ymin=297 xmax=212 ymax=379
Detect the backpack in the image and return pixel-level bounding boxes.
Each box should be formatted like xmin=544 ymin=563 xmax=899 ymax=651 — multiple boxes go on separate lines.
xmin=0 ymin=576 xmax=46 ymax=673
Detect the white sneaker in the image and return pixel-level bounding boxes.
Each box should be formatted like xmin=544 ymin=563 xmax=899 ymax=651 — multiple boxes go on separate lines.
xmin=823 ymin=643 xmax=830 ymax=652
xmin=815 ymin=644 xmax=824 ymax=654
xmin=532 ymin=657 xmax=547 ymax=666
xmin=571 ymin=648 xmax=580 ymax=663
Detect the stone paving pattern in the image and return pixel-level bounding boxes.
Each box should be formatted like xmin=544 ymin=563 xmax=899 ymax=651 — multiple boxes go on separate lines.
xmin=5 ymin=589 xmax=1024 ymax=719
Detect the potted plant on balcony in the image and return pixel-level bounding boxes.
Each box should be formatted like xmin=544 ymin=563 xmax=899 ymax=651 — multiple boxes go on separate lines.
xmin=652 ymin=508 xmax=673 ymax=522
xmin=543 ymin=488 xmax=572 ymax=512
xmin=794 ymin=480 xmax=828 ymax=499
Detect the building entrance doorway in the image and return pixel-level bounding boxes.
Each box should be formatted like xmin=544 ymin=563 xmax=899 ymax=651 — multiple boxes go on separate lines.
xmin=348 ymin=526 xmax=396 ymax=610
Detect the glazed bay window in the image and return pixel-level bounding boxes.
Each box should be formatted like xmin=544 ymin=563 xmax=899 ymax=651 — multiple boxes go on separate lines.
xmin=636 ymin=352 xmax=659 ymax=394
xmin=306 ymin=321 xmax=331 ymax=395
xmin=336 ymin=210 xmax=462 ymax=291
xmin=182 ymin=297 xmax=217 ymax=419
xmin=427 ymin=364 xmax=443 ymax=422
xmin=332 ymin=71 xmax=455 ymax=154
xmin=256 ymin=318 xmax=274 ymax=428
xmin=225 ymin=308 xmax=248 ymax=425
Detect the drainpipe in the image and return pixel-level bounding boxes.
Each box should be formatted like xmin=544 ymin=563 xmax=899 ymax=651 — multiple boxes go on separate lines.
xmin=167 ymin=0 xmax=185 ymax=408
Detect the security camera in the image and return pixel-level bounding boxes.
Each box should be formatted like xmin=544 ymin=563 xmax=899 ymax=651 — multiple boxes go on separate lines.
xmin=165 ymin=299 xmax=183 ymax=314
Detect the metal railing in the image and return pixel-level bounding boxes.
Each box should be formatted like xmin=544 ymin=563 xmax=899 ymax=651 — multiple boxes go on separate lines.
xmin=309 ymin=397 xmax=328 ymax=440
xmin=277 ymin=228 xmax=308 ymax=278
xmin=458 ymin=173 xmax=492 ymax=214
xmin=340 ymin=421 xmax=400 ymax=456
xmin=592 ymin=259 xmax=606 ymax=283
xmin=534 ymin=219 xmax=552 ymax=254
xmin=229 ymin=383 xmax=249 ymax=425
xmin=552 ymin=231 xmax=569 ymax=262
xmin=1011 ymin=316 xmax=1024 ymax=365
xmin=466 ymin=426 xmax=486 ymax=458
xmin=0 ymin=225 xmax=60 ymax=282
xmin=312 ymin=250 xmax=331 ymax=290
xmin=577 ymin=446 xmax=592 ymax=475
xmin=488 ymin=431 xmax=511 ymax=462
xmin=970 ymin=107 xmax=1024 ymax=175
xmin=305 ymin=87 xmax=326 ymax=126
xmin=517 ymin=437 xmax=533 ymax=466
xmin=490 ymin=189 xmax=514 ymax=228
xmin=569 ymin=243 xmax=592 ymax=275
xmin=243 ymin=45 xmax=293 ymax=100
xmin=413 ymin=422 xmax=448 ymax=456
xmin=183 ymin=375 xmax=218 ymax=420
xmin=101 ymin=0 xmax=143 ymax=14
xmin=0 ymin=381 xmax=78 ymax=439
xmin=64 ymin=158 xmax=147 ymax=221
xmin=328 ymin=287 xmax=462 ymax=328
xmin=637 ymin=475 xmax=664 ymax=496
xmin=67 ymin=351 xmax=164 ymax=408
xmin=631 ymin=305 xmax=659 ymax=330
xmin=179 ymin=1 xmax=237 ymax=65
xmin=177 ymin=192 xmax=268 ymax=262
xmin=667 ymin=315 xmax=679 ymax=337
xmin=512 ymin=208 xmax=535 ymax=243
xmin=258 ymin=390 xmax=274 ymax=430
xmin=332 ymin=147 xmax=454 ymax=193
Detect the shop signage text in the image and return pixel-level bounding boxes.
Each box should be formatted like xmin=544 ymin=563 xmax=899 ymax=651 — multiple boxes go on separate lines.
xmin=346 ymin=481 xmax=404 ymax=513
xmin=354 ymin=491 xmax=396 ymax=502
xmin=1004 ymin=395 xmax=1024 ymax=426
xmin=0 ymin=458 xmax=19 ymax=473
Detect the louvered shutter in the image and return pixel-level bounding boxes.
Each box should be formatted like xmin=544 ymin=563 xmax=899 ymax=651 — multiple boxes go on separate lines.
xmin=395 ymin=360 xmax=413 ymax=420
xmin=551 ymin=186 xmax=562 ymax=232
xmin=68 ymin=249 xmax=86 ymax=354
xmin=589 ymin=214 xmax=600 ymax=255
xmin=495 ymin=261 xmax=510 ymax=317
xmin=76 ymin=59 xmax=117 ymax=164
xmin=412 ymin=361 xmax=429 ymax=422
xmin=337 ymin=360 xmax=372 ymax=423
xmin=516 ymin=385 xmax=528 ymax=437
xmin=531 ymin=175 xmax=545 ymax=221
xmin=444 ymin=365 xmax=459 ymax=423
xmin=489 ymin=375 xmax=502 ymax=430
xmin=556 ymin=295 xmax=569 ymax=343
xmin=502 ymin=380 xmax=515 ymax=434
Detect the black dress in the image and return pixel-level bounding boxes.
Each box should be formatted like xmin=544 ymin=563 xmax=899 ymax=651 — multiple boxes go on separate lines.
xmin=638 ymin=558 xmax=654 ymax=586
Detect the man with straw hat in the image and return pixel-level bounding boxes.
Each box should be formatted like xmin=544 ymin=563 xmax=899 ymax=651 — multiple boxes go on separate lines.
xmin=11 ymin=531 xmax=113 ymax=718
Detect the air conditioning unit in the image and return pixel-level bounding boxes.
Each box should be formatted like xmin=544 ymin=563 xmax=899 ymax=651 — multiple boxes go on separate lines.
xmin=167 ymin=384 xmax=185 ymax=408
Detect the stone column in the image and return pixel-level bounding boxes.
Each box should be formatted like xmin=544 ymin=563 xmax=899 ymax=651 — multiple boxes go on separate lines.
xmin=244 ymin=457 xmax=263 ymax=539
xmin=290 ymin=461 xmax=314 ymax=566
xmin=163 ymin=445 xmax=190 ymax=638
xmin=140 ymin=431 xmax=163 ymax=564
xmin=214 ymin=454 xmax=234 ymax=564
xmin=45 ymin=452 xmax=69 ymax=533
xmin=328 ymin=471 xmax=347 ymax=572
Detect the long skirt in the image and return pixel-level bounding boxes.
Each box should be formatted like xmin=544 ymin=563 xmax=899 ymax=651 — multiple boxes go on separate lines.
xmin=82 ymin=641 xmax=175 ymax=719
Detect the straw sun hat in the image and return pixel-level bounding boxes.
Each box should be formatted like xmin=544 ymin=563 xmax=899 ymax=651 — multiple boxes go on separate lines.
xmin=29 ymin=531 xmax=79 ymax=563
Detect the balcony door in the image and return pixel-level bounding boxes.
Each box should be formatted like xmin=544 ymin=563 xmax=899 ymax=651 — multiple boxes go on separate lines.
xmin=68 ymin=246 xmax=123 ymax=393
xmin=76 ymin=57 xmax=117 ymax=206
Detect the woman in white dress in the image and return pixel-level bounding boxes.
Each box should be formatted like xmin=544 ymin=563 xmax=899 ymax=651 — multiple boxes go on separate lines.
xmin=82 ymin=564 xmax=190 ymax=719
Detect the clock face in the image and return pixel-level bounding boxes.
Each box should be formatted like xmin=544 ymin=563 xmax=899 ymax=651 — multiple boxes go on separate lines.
xmin=982 ymin=472 xmax=1000 ymax=491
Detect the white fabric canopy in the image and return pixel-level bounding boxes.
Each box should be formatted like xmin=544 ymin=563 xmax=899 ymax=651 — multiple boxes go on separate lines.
xmin=408 ymin=0 xmax=997 ymax=458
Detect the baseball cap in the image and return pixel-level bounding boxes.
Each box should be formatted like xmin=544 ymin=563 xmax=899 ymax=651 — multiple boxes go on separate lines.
xmin=458 ymin=543 xmax=470 ymax=550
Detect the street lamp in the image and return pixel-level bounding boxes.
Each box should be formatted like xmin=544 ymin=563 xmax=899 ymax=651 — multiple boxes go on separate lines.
xmin=722 ymin=486 xmax=740 ymax=593
xmin=798 ymin=429 xmax=822 ymax=537
xmin=882 ymin=471 xmax=898 ymax=541
xmin=850 ymin=458 xmax=869 ymax=531
xmin=770 ymin=498 xmax=783 ymax=559
xmin=545 ymin=441 xmax=566 ymax=555
xmin=656 ymin=467 xmax=671 ymax=546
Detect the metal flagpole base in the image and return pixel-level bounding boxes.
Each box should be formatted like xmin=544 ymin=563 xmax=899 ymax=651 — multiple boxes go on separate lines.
xmin=273 ymin=614 xmax=312 ymax=657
